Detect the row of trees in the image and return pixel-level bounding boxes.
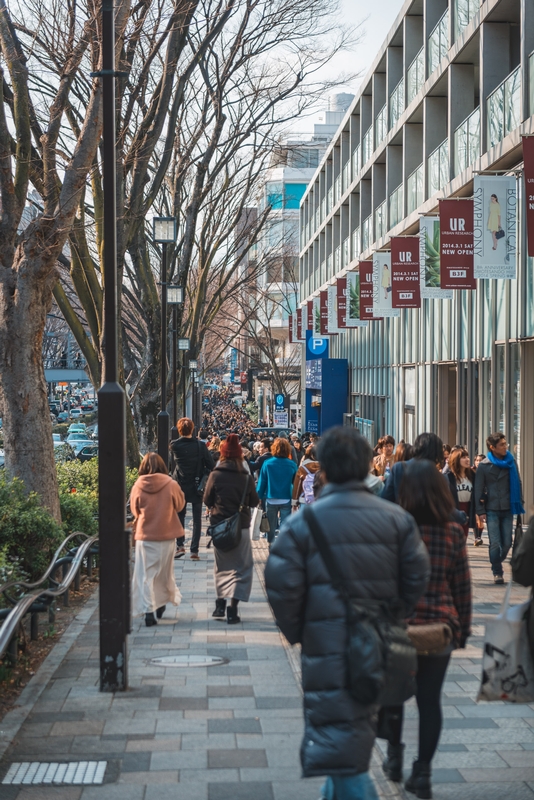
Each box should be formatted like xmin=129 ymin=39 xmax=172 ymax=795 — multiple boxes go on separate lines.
xmin=0 ymin=0 xmax=356 ymax=518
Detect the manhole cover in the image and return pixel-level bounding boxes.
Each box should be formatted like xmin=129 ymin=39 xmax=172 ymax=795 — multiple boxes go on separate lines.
xmin=150 ymin=654 xmax=228 ymax=667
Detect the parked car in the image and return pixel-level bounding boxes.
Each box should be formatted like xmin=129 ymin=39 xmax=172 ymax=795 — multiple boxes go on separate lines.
xmin=57 ymin=411 xmax=69 ymax=423
xmin=68 ymin=423 xmax=86 ymax=433
xmin=70 ymin=408 xmax=83 ymax=419
xmin=77 ymin=444 xmax=98 ymax=462
xmin=67 ymin=432 xmax=88 ymax=443
xmin=52 ymin=433 xmax=62 ymax=446
xmin=80 ymin=402 xmax=94 ymax=412
xmin=70 ymin=439 xmax=94 ymax=456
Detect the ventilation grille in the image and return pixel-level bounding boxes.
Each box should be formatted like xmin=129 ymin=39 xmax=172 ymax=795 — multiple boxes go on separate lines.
xmin=2 ymin=761 xmax=107 ymax=785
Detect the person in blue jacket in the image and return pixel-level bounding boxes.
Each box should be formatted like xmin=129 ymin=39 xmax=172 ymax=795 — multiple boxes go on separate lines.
xmin=257 ymin=437 xmax=298 ymax=545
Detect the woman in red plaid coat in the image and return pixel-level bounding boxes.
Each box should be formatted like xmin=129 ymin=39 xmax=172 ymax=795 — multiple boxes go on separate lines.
xmin=381 ymin=459 xmax=472 ymax=799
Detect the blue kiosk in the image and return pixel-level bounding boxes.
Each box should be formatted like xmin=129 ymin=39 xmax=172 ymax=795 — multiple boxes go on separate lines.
xmin=304 ymin=331 xmax=348 ymax=435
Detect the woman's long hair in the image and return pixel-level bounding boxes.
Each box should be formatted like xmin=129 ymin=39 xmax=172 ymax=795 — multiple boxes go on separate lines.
xmin=448 ymin=448 xmax=475 ymax=484
xmin=139 ymin=452 xmax=168 ymax=475
xmin=398 ymin=459 xmax=454 ymax=526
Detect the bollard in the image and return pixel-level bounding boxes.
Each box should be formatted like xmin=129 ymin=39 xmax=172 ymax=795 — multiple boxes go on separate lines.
xmin=7 ymin=633 xmax=17 ymax=666
xmin=31 ymin=612 xmax=39 ymax=641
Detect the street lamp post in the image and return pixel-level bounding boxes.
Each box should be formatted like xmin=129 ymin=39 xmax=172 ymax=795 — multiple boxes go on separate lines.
xmin=189 ymin=360 xmax=198 ymax=427
xmin=167 ymin=286 xmax=184 ymax=440
xmin=153 ymin=218 xmax=177 ymax=468
xmin=178 ymin=338 xmax=190 ymax=418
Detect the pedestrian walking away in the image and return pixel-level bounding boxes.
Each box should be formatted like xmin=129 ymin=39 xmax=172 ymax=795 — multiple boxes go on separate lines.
xmin=203 ymin=433 xmax=260 ymax=624
xmin=292 ymin=444 xmax=320 ymax=506
xmin=130 ymin=453 xmax=185 ymax=627
xmin=511 ymin=511 xmax=534 ymax=664
xmin=380 ymin=459 xmax=472 ymax=799
xmin=256 ymin=437 xmax=298 ymax=545
xmin=170 ymin=417 xmax=214 ymax=560
xmin=265 ymin=426 xmax=429 ymax=800
xmin=474 ymin=432 xmax=524 ymax=584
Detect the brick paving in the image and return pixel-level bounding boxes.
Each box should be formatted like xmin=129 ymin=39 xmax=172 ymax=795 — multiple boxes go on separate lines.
xmin=0 ymin=528 xmax=533 ymax=800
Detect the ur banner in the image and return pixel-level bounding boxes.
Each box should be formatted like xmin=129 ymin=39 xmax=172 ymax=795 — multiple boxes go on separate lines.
xmin=523 ymin=136 xmax=534 ymax=257
xmin=337 ymin=278 xmax=347 ymax=328
xmin=358 ymin=261 xmax=376 ymax=320
xmin=320 ymin=290 xmax=329 ymax=335
xmin=312 ymin=297 xmax=321 ymax=335
xmin=391 ymin=236 xmax=421 ymax=308
xmin=296 ymin=307 xmax=303 ymax=341
xmin=419 ymin=217 xmax=453 ymax=300
xmin=346 ymin=271 xmax=368 ymax=326
xmin=327 ymin=285 xmax=339 ymax=334
xmin=473 ymin=175 xmax=517 ymax=279
xmin=373 ymin=252 xmax=400 ymax=317
xmin=439 ymin=199 xmax=476 ymax=289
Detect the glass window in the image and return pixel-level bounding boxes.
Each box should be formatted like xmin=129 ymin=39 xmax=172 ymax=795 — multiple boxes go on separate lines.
xmin=288 ymin=149 xmax=320 ymax=168
xmin=496 ymin=344 xmax=505 ymax=433
xmin=389 ymin=184 xmax=404 ymax=229
xmin=454 ymin=0 xmax=478 ymax=40
xmin=487 ymin=66 xmax=521 ymax=148
xmin=511 ymin=343 xmax=521 ymax=466
xmin=407 ymin=47 xmax=424 ymax=105
xmin=266 ymin=182 xmax=283 ymax=209
xmin=428 ymin=11 xmax=449 ymax=75
xmin=454 ymin=107 xmax=480 ymax=176
xmin=530 ymin=52 xmax=534 ymax=116
xmin=375 ymin=104 xmax=387 ymax=147
xmin=407 ymin=164 xmax=424 ymax=213
xmin=285 ymin=183 xmax=307 ymax=209
xmin=267 ymin=220 xmax=284 ymax=247
xmin=389 ymin=78 xmax=404 ymax=129
xmin=428 ymin=139 xmax=449 ymax=197
xmin=284 ymin=219 xmax=299 ymax=247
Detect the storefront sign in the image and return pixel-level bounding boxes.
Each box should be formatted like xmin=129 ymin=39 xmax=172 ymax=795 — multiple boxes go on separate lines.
xmin=296 ymin=307 xmax=303 ymax=341
xmin=312 ymin=297 xmax=321 ymax=335
xmin=391 ymin=236 xmax=421 ymax=308
xmin=358 ymin=261 xmax=376 ymax=320
xmin=373 ymin=251 xmax=400 ymax=317
xmin=419 ymin=217 xmax=453 ymax=300
xmin=337 ymin=277 xmax=347 ymax=328
xmin=345 ymin=271 xmax=369 ymax=326
xmin=439 ymin=199 xmax=476 ymax=289
xmin=473 ymin=175 xmax=517 ymax=279
xmin=523 ymin=136 xmax=534 ymax=258
xmin=308 ymin=299 xmax=314 ymax=332
xmin=320 ymin=290 xmax=329 ymax=335
xmin=327 ymin=285 xmax=339 ymax=334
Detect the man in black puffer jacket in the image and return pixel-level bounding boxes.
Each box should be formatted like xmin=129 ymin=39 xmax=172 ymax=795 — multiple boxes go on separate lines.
xmin=265 ymin=427 xmax=429 ymax=800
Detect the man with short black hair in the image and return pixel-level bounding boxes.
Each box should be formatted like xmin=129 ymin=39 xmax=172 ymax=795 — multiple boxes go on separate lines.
xmin=265 ymin=427 xmax=429 ymax=800
xmin=474 ymin=432 xmax=524 ymax=584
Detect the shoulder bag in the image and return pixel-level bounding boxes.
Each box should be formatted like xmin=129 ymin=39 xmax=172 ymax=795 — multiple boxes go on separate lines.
xmin=195 ymin=441 xmax=209 ymax=496
xmin=302 ymin=505 xmax=417 ymax=707
xmin=207 ymin=474 xmax=250 ymax=552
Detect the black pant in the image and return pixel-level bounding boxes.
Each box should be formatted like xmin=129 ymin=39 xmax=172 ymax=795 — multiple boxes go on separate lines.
xmin=381 ymin=653 xmax=451 ymax=764
xmin=178 ymin=501 xmax=203 ymax=553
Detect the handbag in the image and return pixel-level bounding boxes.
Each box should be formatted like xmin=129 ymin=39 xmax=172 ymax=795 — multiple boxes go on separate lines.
xmin=302 ymin=506 xmax=417 ymax=707
xmin=195 ymin=441 xmax=209 ymax=496
xmin=513 ymin=515 xmax=524 ymax=555
xmin=495 ymin=228 xmax=505 ymax=240
xmin=407 ymin=622 xmax=452 ymax=655
xmin=260 ymin=513 xmax=270 ymax=533
xmin=207 ymin=474 xmax=250 ymax=553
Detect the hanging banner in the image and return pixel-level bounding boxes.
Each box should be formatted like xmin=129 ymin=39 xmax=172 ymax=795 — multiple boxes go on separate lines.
xmin=439 ymin=198 xmax=475 ymax=289
xmin=345 ymin=271 xmax=369 ymax=326
xmin=391 ymin=236 xmax=421 ymax=308
xmin=288 ymin=313 xmax=294 ymax=343
xmin=312 ymin=297 xmax=321 ymax=335
xmin=308 ymin=299 xmax=314 ymax=332
xmin=419 ymin=217 xmax=453 ymax=300
xmin=327 ymin=285 xmax=339 ymax=335
xmin=296 ymin=307 xmax=303 ymax=341
xmin=373 ymin=252 xmax=400 ymax=317
xmin=301 ymin=304 xmax=309 ymax=332
xmin=473 ymin=175 xmax=517 ymax=279
xmin=358 ymin=261 xmax=376 ymax=321
xmin=337 ymin=277 xmax=347 ymax=328
xmin=320 ymin=290 xmax=329 ymax=335
xmin=523 ymin=136 xmax=534 ymax=257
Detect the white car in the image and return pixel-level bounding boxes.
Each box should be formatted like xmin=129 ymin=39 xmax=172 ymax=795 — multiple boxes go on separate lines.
xmin=53 ymin=433 xmax=62 ymax=447
xmin=70 ymin=408 xmax=83 ymax=419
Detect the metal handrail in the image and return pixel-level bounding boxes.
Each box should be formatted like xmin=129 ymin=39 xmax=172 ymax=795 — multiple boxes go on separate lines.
xmin=0 ymin=532 xmax=91 ymax=595
xmin=0 ymin=533 xmax=98 ymax=661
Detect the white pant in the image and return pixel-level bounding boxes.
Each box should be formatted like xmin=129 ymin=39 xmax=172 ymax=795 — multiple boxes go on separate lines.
xmin=132 ymin=539 xmax=182 ymax=616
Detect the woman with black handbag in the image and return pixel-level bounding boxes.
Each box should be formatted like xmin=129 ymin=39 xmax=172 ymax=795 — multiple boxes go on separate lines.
xmin=203 ymin=434 xmax=260 ymax=624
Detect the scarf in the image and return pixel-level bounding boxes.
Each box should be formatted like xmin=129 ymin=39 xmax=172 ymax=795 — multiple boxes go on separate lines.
xmin=486 ymin=450 xmax=525 ymax=515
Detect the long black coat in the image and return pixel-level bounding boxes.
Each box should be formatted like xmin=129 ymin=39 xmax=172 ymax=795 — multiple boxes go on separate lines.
xmin=512 ymin=516 xmax=534 ymax=663
xmin=170 ymin=437 xmax=214 ymax=503
xmin=264 ymin=481 xmax=429 ymax=778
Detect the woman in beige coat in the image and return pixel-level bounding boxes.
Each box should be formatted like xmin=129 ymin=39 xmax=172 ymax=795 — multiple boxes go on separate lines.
xmin=131 ymin=453 xmax=185 ymax=627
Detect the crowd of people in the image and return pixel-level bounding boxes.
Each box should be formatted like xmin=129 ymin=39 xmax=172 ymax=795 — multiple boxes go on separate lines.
xmin=125 ymin=387 xmax=534 ymax=800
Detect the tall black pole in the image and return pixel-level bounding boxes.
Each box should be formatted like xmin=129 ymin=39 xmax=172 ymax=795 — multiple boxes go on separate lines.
xmin=97 ymin=0 xmax=129 ymax=692
xmin=157 ymin=244 xmax=170 ymax=466
xmin=171 ymin=305 xmax=178 ymax=440
xmin=182 ymin=353 xmax=186 ymax=418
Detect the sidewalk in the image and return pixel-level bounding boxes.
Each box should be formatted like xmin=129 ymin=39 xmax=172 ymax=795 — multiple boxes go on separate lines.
xmin=0 ymin=532 xmax=533 ymax=800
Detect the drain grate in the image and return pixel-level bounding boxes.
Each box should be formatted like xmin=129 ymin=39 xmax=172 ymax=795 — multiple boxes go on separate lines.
xmin=150 ymin=654 xmax=228 ymax=667
xmin=2 ymin=761 xmax=107 ymax=785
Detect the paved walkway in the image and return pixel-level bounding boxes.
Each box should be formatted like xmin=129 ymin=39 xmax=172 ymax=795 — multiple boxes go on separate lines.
xmin=0 ymin=530 xmax=533 ymax=800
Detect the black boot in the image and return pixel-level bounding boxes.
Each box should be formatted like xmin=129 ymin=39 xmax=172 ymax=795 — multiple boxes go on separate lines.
xmin=405 ymin=760 xmax=432 ymax=799
xmin=212 ymin=599 xmax=226 ymax=619
xmin=382 ymin=743 xmax=404 ymax=782
xmin=156 ymin=605 xmax=166 ymax=619
xmin=145 ymin=612 xmax=157 ymax=627
xmin=226 ymin=602 xmax=241 ymax=625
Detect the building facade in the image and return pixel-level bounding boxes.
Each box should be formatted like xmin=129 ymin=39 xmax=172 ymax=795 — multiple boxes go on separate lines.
xmin=299 ymin=0 xmax=534 ymax=505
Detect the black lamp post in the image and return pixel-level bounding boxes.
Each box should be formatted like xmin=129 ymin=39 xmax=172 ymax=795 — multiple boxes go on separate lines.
xmin=189 ymin=360 xmax=198 ymax=427
xmin=168 ymin=286 xmax=184 ymax=440
xmin=178 ymin=338 xmax=190 ymax=418
xmin=153 ymin=217 xmax=177 ymax=468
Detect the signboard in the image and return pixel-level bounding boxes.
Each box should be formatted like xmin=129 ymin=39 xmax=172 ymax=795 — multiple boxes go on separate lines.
xmin=305 ymin=329 xmax=329 ymax=360
xmin=240 ymin=371 xmax=247 ymax=384
xmin=346 ymin=270 xmax=369 ymax=326
xmin=274 ymin=393 xmax=289 ymax=411
xmin=307 ymin=300 xmax=314 ymax=332
xmin=327 ymin=285 xmax=339 ymax=334
xmin=337 ymin=278 xmax=347 ymax=328
xmin=359 ymin=261 xmax=376 ymax=321
xmin=296 ymin=307 xmax=303 ymax=340
xmin=305 ymin=359 xmax=322 ymax=390
xmin=301 ymin=303 xmax=309 ymax=332
xmin=391 ymin=236 xmax=421 ymax=308
xmin=419 ymin=217 xmax=453 ymax=300
xmin=439 ymin=198 xmax=476 ymax=289
xmin=273 ymin=411 xmax=289 ymax=426
xmin=473 ymin=175 xmax=517 ymax=279
xmin=320 ymin=290 xmax=329 ymax=335
xmin=312 ymin=297 xmax=321 ymax=335
xmin=523 ymin=136 xmax=534 ymax=257
xmin=288 ymin=313 xmax=294 ymax=343
xmin=373 ymin=252 xmax=400 ymax=317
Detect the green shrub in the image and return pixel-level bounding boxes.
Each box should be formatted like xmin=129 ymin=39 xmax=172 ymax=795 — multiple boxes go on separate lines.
xmin=59 ymin=492 xmax=98 ymax=537
xmin=0 ymin=545 xmax=29 ymax=607
xmin=54 ymin=424 xmax=70 ymax=438
xmin=56 ymin=460 xmax=138 ymax=521
xmin=0 ymin=476 xmax=63 ymax=582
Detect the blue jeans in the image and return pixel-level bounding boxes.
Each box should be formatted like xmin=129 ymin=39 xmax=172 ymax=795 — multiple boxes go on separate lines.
xmin=486 ymin=510 xmax=513 ymax=576
xmin=265 ymin=501 xmax=291 ymax=544
xmin=321 ymin=773 xmax=379 ymax=800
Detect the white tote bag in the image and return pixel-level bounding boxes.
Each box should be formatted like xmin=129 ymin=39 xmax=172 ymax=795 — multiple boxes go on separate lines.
xmin=477 ymin=582 xmax=534 ymax=703
xmin=250 ymin=506 xmax=262 ymax=541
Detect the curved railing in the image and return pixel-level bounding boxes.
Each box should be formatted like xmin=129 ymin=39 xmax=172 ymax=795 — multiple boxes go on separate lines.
xmin=0 ymin=532 xmax=98 ymax=663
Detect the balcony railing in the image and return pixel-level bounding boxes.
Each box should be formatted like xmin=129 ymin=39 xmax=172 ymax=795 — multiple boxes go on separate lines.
xmin=530 ymin=52 xmax=534 ymax=117
xmin=454 ymin=106 xmax=480 ymax=176
xmin=362 ymin=216 xmax=371 ymax=252
xmin=334 ymin=175 xmax=342 ymax=204
xmin=326 ymin=186 xmax=333 ymax=215
xmin=375 ymin=104 xmax=387 ymax=148
xmin=374 ymin=200 xmax=387 ymax=242
xmin=407 ymin=163 xmax=424 ymax=214
xmin=334 ymin=246 xmax=341 ymax=271
xmin=389 ymin=78 xmax=404 ymax=129
xmin=454 ymin=0 xmax=478 ymax=41
xmin=362 ymin=126 xmax=373 ymax=164
xmin=352 ymin=226 xmax=360 ymax=259
xmin=352 ymin=143 xmax=361 ymax=178
xmin=320 ymin=198 xmax=325 ymax=223
xmin=428 ymin=10 xmax=449 ymax=75
xmin=343 ymin=237 xmax=349 ymax=266
xmin=406 ymin=47 xmax=424 ymax=105
xmin=327 ymin=253 xmax=333 ymax=275
xmin=487 ymin=65 xmax=521 ymax=148
xmin=428 ymin=138 xmax=449 ymax=197
xmin=342 ymin=162 xmax=351 ymax=192
xmin=389 ymin=183 xmax=404 ymax=229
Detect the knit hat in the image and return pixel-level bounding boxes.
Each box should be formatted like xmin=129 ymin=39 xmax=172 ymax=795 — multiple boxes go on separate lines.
xmin=220 ymin=433 xmax=242 ymax=459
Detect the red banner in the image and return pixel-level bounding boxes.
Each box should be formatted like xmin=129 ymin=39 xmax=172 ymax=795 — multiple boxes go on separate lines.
xmin=296 ymin=308 xmax=302 ymax=340
xmin=288 ymin=313 xmax=294 ymax=343
xmin=359 ymin=261 xmax=375 ymax=320
xmin=439 ymin=199 xmax=476 ymax=289
xmin=391 ymin=236 xmax=421 ymax=308
xmin=523 ymin=136 xmax=534 ymax=257
xmin=320 ymin=290 xmax=328 ymax=335
xmin=307 ymin=299 xmax=314 ymax=331
xmin=337 ymin=277 xmax=347 ymax=328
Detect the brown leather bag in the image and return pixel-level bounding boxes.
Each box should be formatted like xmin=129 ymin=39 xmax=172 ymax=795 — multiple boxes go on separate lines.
xmin=407 ymin=622 xmax=452 ymax=655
